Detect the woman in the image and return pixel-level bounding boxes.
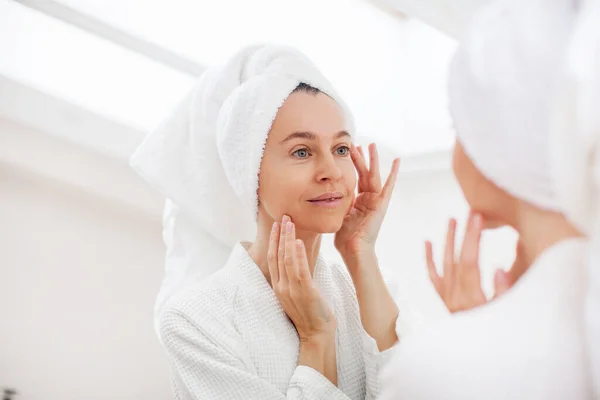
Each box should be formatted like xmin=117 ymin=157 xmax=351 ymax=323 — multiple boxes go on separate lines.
xmin=380 ymin=0 xmax=599 ymax=398
xmin=130 ymin=45 xmax=401 ymax=399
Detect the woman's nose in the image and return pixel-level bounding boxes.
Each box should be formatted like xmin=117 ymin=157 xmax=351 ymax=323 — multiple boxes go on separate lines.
xmin=316 ymin=154 xmax=343 ymax=182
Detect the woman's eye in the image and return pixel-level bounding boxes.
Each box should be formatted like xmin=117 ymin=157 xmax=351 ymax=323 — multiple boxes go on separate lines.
xmin=336 ymin=146 xmax=350 ymax=156
xmin=293 ymin=149 xmax=309 ymax=158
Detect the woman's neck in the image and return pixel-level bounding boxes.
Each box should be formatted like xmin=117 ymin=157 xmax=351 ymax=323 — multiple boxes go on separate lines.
xmin=247 ymin=216 xmax=323 ymax=286
xmin=510 ymin=202 xmax=583 ymax=280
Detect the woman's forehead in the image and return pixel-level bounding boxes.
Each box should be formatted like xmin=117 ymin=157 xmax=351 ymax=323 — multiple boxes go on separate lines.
xmin=269 ymin=91 xmax=347 ymax=142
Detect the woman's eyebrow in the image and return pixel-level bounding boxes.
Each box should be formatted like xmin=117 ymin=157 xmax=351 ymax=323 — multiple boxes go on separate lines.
xmin=335 ymin=131 xmax=351 ymax=139
xmin=279 ymin=130 xmax=350 ymax=144
xmin=280 ymin=131 xmax=317 ymax=143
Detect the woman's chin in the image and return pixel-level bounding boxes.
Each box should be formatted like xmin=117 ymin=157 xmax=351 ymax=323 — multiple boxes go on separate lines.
xmin=298 ymin=217 xmax=344 ymax=234
xmin=316 ymin=221 xmax=345 ymax=234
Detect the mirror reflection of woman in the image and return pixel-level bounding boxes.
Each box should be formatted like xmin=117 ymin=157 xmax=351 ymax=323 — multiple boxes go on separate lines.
xmin=131 ymin=46 xmax=401 ymax=399
xmin=380 ymin=0 xmax=600 ymax=398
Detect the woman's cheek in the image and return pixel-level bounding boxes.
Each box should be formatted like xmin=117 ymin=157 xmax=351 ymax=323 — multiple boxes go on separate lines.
xmin=343 ymin=163 xmax=357 ymax=193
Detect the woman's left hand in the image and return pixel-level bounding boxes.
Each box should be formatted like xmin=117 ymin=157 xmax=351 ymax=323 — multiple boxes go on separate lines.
xmin=334 ymin=143 xmax=400 ymax=260
xmin=334 ymin=143 xmax=401 ymax=351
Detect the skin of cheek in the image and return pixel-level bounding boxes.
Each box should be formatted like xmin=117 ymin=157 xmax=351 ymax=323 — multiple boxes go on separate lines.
xmin=258 ymin=156 xmax=356 ymax=234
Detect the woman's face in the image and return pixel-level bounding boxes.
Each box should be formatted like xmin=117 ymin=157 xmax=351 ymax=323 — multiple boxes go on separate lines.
xmin=452 ymin=140 xmax=514 ymax=229
xmin=258 ymin=90 xmax=356 ymax=233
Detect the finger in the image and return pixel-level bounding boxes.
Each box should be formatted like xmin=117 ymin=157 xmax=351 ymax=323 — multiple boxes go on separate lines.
xmin=425 ymin=241 xmax=443 ymax=295
xmin=351 ymin=145 xmax=369 ymax=193
xmin=357 ymin=144 xmax=366 ymax=161
xmin=368 ymin=143 xmax=382 ymax=192
xmin=278 ymin=215 xmax=289 ymax=285
xmin=295 ymin=239 xmax=311 ymax=283
xmin=267 ymin=222 xmax=280 ymax=285
xmin=357 ymin=145 xmax=369 ymax=192
xmin=459 ymin=213 xmax=483 ymax=272
xmin=285 ymin=221 xmax=298 ymax=282
xmin=443 ymin=218 xmax=457 ymax=281
xmin=492 ymin=269 xmax=513 ymax=299
xmin=351 ymin=144 xmax=369 ymax=193
xmin=381 ymin=158 xmax=400 ymax=203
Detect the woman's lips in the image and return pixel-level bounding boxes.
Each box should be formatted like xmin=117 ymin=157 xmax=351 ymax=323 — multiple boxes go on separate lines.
xmin=307 ymin=194 xmax=344 ymax=208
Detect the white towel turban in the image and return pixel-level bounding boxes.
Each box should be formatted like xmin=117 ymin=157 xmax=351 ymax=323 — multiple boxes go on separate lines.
xmin=129 ymin=45 xmax=355 ymax=334
xmin=448 ymin=0 xmax=600 ymax=394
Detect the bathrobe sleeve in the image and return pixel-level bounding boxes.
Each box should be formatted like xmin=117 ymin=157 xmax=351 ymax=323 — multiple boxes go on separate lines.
xmin=324 ymin=262 xmax=405 ymax=400
xmin=360 ymin=317 xmax=401 ymax=400
xmin=326 ymin=261 xmax=402 ymax=399
xmin=160 ymin=309 xmax=352 ymax=400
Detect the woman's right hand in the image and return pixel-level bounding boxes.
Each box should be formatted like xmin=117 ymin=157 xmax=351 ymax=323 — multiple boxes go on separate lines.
xmin=268 ymin=215 xmax=337 ymax=342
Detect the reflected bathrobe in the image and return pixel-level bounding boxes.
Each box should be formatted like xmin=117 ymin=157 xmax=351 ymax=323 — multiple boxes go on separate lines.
xmin=379 ymin=238 xmax=593 ymax=400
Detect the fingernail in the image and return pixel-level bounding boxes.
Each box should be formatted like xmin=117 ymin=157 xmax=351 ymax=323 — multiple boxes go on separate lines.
xmin=287 ymin=222 xmax=293 ymax=233
xmin=272 ymin=222 xmax=278 ymax=231
xmin=495 ymin=269 xmax=508 ymax=285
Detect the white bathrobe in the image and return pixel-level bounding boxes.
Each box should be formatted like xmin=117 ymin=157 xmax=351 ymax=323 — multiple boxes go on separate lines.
xmin=379 ymin=238 xmax=592 ymax=400
xmin=159 ymin=243 xmax=398 ymax=399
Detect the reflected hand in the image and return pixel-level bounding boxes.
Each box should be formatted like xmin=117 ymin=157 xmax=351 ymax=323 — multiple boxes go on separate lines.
xmin=425 ymin=213 xmax=516 ymax=313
